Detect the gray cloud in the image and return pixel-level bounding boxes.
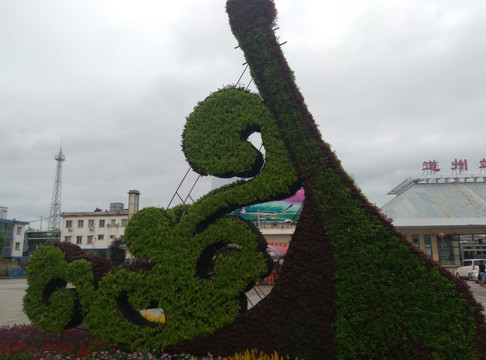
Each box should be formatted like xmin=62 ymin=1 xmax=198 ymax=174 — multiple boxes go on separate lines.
xmin=1 ymin=0 xmax=485 ymax=227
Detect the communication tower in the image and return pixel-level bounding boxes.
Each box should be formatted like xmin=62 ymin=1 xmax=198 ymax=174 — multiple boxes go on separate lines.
xmin=48 ymin=145 xmax=66 ymax=234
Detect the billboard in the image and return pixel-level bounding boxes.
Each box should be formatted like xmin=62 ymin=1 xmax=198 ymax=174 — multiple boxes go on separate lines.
xmin=229 ymin=187 xmax=304 ymax=223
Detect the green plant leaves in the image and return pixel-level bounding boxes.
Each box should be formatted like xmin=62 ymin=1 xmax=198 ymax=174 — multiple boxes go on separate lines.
xmin=24 ymin=85 xmax=300 ymax=353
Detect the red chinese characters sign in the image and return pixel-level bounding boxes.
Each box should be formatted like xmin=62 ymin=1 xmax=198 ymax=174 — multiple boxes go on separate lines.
xmin=422 ymin=160 xmax=440 ymax=174
xmin=480 ymin=158 xmax=486 ymax=173
xmin=422 ymin=158 xmax=486 ymax=174
xmin=451 ymin=158 xmax=468 ymax=174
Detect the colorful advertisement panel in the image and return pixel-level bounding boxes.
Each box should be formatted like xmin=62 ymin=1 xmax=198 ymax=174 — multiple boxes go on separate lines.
xmin=230 ymin=187 xmax=304 ymax=223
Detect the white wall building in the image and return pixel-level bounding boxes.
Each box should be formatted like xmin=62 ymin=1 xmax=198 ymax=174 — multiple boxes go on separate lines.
xmin=61 ymin=210 xmax=128 ymax=251
xmin=257 ymin=222 xmax=294 ymax=249
xmin=60 ymin=190 xmax=140 ymax=252
xmin=11 ymin=222 xmax=28 ymax=258
xmin=0 ymin=206 xmax=8 ymax=219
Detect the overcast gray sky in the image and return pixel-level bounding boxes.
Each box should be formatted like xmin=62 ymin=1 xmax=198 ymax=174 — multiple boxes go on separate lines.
xmin=1 ymin=0 xmax=485 ymax=229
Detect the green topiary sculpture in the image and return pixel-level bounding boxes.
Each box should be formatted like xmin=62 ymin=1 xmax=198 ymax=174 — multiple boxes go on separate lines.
xmin=24 ymin=0 xmax=486 ymax=359
xmin=24 ymin=86 xmax=300 ymax=352
xmin=169 ymin=1 xmax=486 ymax=359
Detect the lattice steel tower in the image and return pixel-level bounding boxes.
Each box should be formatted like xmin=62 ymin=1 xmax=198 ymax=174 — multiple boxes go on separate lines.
xmin=48 ymin=145 xmax=66 ymax=232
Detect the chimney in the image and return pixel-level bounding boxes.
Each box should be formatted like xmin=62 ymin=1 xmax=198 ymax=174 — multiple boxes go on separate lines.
xmin=128 ymin=190 xmax=140 ymax=218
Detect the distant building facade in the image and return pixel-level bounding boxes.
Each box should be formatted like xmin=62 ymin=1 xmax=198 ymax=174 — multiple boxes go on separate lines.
xmin=0 ymin=207 xmax=29 ymax=277
xmin=60 ymin=190 xmax=140 ymax=253
xmin=257 ymin=222 xmax=294 ymax=249
xmin=25 ymin=230 xmax=54 ymax=255
xmin=381 ymin=175 xmax=486 ymax=267
xmin=61 ymin=209 xmax=128 ymax=251
xmin=0 ymin=219 xmax=29 ymax=258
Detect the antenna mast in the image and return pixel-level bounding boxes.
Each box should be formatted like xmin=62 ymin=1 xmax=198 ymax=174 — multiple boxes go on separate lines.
xmin=48 ymin=144 xmax=66 ymax=237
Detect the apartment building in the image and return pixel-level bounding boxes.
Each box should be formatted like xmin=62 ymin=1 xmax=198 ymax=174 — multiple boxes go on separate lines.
xmin=0 ymin=207 xmax=29 ymax=276
xmin=60 ymin=190 xmax=140 ymax=252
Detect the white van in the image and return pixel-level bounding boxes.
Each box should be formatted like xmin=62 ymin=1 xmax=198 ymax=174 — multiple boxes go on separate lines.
xmin=455 ymin=259 xmax=485 ymax=279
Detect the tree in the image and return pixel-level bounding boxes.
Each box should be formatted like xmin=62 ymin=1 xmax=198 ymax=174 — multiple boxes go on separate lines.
xmin=109 ymin=238 xmax=126 ymax=266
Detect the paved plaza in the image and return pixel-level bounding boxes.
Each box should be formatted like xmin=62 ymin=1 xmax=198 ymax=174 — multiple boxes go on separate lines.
xmin=0 ymin=278 xmax=30 ymax=326
xmin=1 ymin=277 xmax=485 ymax=327
xmin=0 ymin=278 xmax=273 ymax=327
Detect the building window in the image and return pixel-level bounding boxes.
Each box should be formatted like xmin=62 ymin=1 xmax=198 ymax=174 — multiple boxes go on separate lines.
xmin=99 ymin=220 xmax=105 ymax=228
xmin=76 ymin=236 xmax=83 ymax=245
xmin=424 ymin=234 xmax=433 ymax=257
xmin=438 ymin=234 xmax=456 ymax=266
xmin=110 ymin=235 xmax=115 ymax=240
xmin=78 ymin=220 xmax=84 ymax=228
xmin=64 ymin=236 xmax=72 ymax=243
xmin=411 ymin=234 xmax=419 ymax=248
xmin=121 ymin=219 xmax=128 ymax=227
xmin=88 ymin=219 xmax=95 ymax=227
xmin=16 ymin=227 xmax=22 ymax=235
xmin=98 ymin=234 xmax=104 ymax=240
xmin=87 ymin=235 xmax=94 ymax=244
xmin=66 ymin=220 xmax=73 ymax=228
xmin=15 ymin=242 xmax=20 ymax=250
xmin=111 ymin=219 xmax=116 ymax=226
xmin=4 ymin=239 xmax=11 ymax=250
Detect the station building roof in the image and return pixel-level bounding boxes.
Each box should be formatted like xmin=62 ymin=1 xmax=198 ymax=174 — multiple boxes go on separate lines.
xmin=381 ymin=176 xmax=486 ymax=231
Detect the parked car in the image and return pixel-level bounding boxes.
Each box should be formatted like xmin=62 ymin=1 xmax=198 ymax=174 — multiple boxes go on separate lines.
xmin=469 ymin=269 xmax=479 ymax=282
xmin=455 ymin=259 xmax=485 ymax=280
xmin=469 ymin=267 xmax=486 ymax=283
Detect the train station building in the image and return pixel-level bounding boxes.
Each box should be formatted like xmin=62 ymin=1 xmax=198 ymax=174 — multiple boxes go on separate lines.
xmin=381 ymin=162 xmax=486 ymax=268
